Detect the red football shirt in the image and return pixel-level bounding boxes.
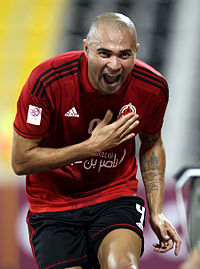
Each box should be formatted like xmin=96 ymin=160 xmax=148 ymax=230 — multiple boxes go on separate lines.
xmin=14 ymin=51 xmax=169 ymax=212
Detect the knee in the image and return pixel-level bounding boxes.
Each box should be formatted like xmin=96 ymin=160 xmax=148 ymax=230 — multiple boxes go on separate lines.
xmin=100 ymin=251 xmax=139 ymax=269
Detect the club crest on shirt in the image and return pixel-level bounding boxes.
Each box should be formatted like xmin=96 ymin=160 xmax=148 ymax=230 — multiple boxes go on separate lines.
xmin=117 ymin=103 xmax=136 ymax=119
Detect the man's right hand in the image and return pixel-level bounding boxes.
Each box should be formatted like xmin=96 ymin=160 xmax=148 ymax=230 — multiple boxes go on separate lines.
xmin=88 ymin=109 xmax=139 ymax=153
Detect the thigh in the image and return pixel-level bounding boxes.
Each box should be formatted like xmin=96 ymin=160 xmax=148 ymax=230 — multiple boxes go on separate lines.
xmin=88 ymin=196 xmax=146 ymax=268
xmin=27 ymin=211 xmax=88 ymax=269
xmin=98 ymin=228 xmax=142 ymax=269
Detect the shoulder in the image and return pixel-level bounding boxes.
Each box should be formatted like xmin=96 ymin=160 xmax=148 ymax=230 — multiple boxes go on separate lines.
xmin=31 ymin=51 xmax=83 ymax=77
xmin=132 ymin=59 xmax=169 ymax=102
xmin=27 ymin=51 xmax=83 ymax=98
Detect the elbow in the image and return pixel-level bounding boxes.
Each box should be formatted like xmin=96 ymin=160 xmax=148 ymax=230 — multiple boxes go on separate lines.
xmin=11 ymin=160 xmax=28 ymax=176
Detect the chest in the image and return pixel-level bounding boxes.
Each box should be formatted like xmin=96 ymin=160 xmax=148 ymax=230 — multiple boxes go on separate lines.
xmin=52 ymin=81 xmax=156 ymax=145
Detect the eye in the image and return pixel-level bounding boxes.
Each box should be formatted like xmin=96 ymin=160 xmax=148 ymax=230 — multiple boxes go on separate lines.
xmin=98 ymin=51 xmax=111 ymax=58
xmin=120 ymin=52 xmax=131 ymax=59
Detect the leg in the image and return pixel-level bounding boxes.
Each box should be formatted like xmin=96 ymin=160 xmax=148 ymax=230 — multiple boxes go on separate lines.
xmin=98 ymin=228 xmax=142 ymax=269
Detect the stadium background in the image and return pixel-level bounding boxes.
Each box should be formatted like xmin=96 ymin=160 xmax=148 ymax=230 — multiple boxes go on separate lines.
xmin=0 ymin=0 xmax=199 ymax=268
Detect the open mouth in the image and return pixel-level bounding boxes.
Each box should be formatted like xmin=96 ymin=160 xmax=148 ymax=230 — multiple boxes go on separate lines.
xmin=103 ymin=74 xmax=120 ymax=84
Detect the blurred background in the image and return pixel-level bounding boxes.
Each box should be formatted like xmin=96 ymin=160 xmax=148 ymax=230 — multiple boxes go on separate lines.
xmin=0 ymin=0 xmax=199 ymax=268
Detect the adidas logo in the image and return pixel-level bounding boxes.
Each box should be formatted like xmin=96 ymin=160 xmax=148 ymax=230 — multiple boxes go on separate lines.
xmin=65 ymin=107 xmax=79 ymax=117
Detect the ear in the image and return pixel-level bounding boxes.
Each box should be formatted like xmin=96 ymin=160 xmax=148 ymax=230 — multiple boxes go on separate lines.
xmin=136 ymin=43 xmax=140 ymax=53
xmin=83 ymin=39 xmax=88 ymax=57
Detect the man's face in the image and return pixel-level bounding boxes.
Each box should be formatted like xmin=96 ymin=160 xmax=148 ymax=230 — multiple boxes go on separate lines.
xmin=83 ymin=24 xmax=139 ymax=95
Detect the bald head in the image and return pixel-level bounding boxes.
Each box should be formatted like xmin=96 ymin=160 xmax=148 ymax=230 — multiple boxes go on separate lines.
xmin=86 ymin=12 xmax=137 ymax=48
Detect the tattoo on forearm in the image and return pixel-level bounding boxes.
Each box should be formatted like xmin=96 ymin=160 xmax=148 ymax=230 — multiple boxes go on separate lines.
xmin=141 ymin=152 xmax=158 ymax=172
xmin=141 ymin=152 xmax=163 ymax=194
xmin=143 ymin=172 xmax=161 ymax=192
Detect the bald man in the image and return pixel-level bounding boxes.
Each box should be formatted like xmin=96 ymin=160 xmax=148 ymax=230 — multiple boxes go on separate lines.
xmin=12 ymin=12 xmax=181 ymax=269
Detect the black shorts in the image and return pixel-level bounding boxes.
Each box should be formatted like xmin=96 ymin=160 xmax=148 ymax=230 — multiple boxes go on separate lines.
xmin=27 ymin=196 xmax=145 ymax=269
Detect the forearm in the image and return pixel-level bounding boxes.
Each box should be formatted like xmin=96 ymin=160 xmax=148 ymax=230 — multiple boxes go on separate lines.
xmin=12 ymin=138 xmax=97 ymax=175
xmin=139 ymin=133 xmax=181 ymax=255
xmin=139 ymin=134 xmax=166 ymax=217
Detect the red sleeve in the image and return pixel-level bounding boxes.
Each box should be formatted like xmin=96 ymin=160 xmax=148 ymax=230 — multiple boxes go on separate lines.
xmin=142 ymin=93 xmax=168 ymax=136
xmin=14 ymin=66 xmax=53 ymax=139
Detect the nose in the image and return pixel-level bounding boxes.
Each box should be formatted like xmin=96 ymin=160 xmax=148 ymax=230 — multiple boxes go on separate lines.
xmin=106 ymin=56 xmax=122 ymax=72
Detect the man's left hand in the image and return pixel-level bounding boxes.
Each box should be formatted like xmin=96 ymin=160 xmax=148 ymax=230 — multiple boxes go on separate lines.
xmin=149 ymin=213 xmax=181 ymax=256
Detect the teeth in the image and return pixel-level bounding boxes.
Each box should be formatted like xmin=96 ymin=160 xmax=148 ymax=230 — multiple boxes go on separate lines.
xmin=104 ymin=74 xmax=119 ymax=84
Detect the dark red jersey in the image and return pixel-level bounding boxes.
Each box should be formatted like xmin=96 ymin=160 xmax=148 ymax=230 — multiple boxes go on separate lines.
xmin=14 ymin=51 xmax=169 ymax=213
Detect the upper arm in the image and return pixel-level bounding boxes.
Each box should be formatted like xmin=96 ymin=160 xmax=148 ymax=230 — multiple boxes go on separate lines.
xmin=11 ymin=129 xmax=42 ymax=175
xmin=139 ymin=131 xmax=162 ymax=148
xmin=141 ymin=91 xmax=168 ymax=137
xmin=14 ymin=64 xmax=53 ymax=140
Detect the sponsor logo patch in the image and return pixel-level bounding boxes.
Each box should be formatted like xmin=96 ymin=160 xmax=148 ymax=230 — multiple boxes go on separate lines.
xmin=27 ymin=105 xmax=42 ymax=125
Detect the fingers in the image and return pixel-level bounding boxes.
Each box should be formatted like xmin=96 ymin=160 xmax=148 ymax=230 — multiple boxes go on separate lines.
xmin=114 ymin=113 xmax=139 ymax=144
xmin=154 ymin=225 xmax=181 ymax=256
xmin=118 ymin=114 xmax=139 ymax=137
xmin=117 ymin=112 xmax=139 ymax=127
xmin=100 ymin=110 xmax=114 ymax=126
xmin=167 ymin=227 xmax=182 ymax=256
xmin=162 ymin=225 xmax=181 ymax=256
xmin=174 ymin=238 xmax=181 ymax=256
xmin=153 ymin=239 xmax=174 ymax=254
xmin=99 ymin=110 xmax=139 ymax=129
xmin=115 ymin=113 xmax=139 ymax=143
xmin=113 ymin=113 xmax=139 ymax=141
